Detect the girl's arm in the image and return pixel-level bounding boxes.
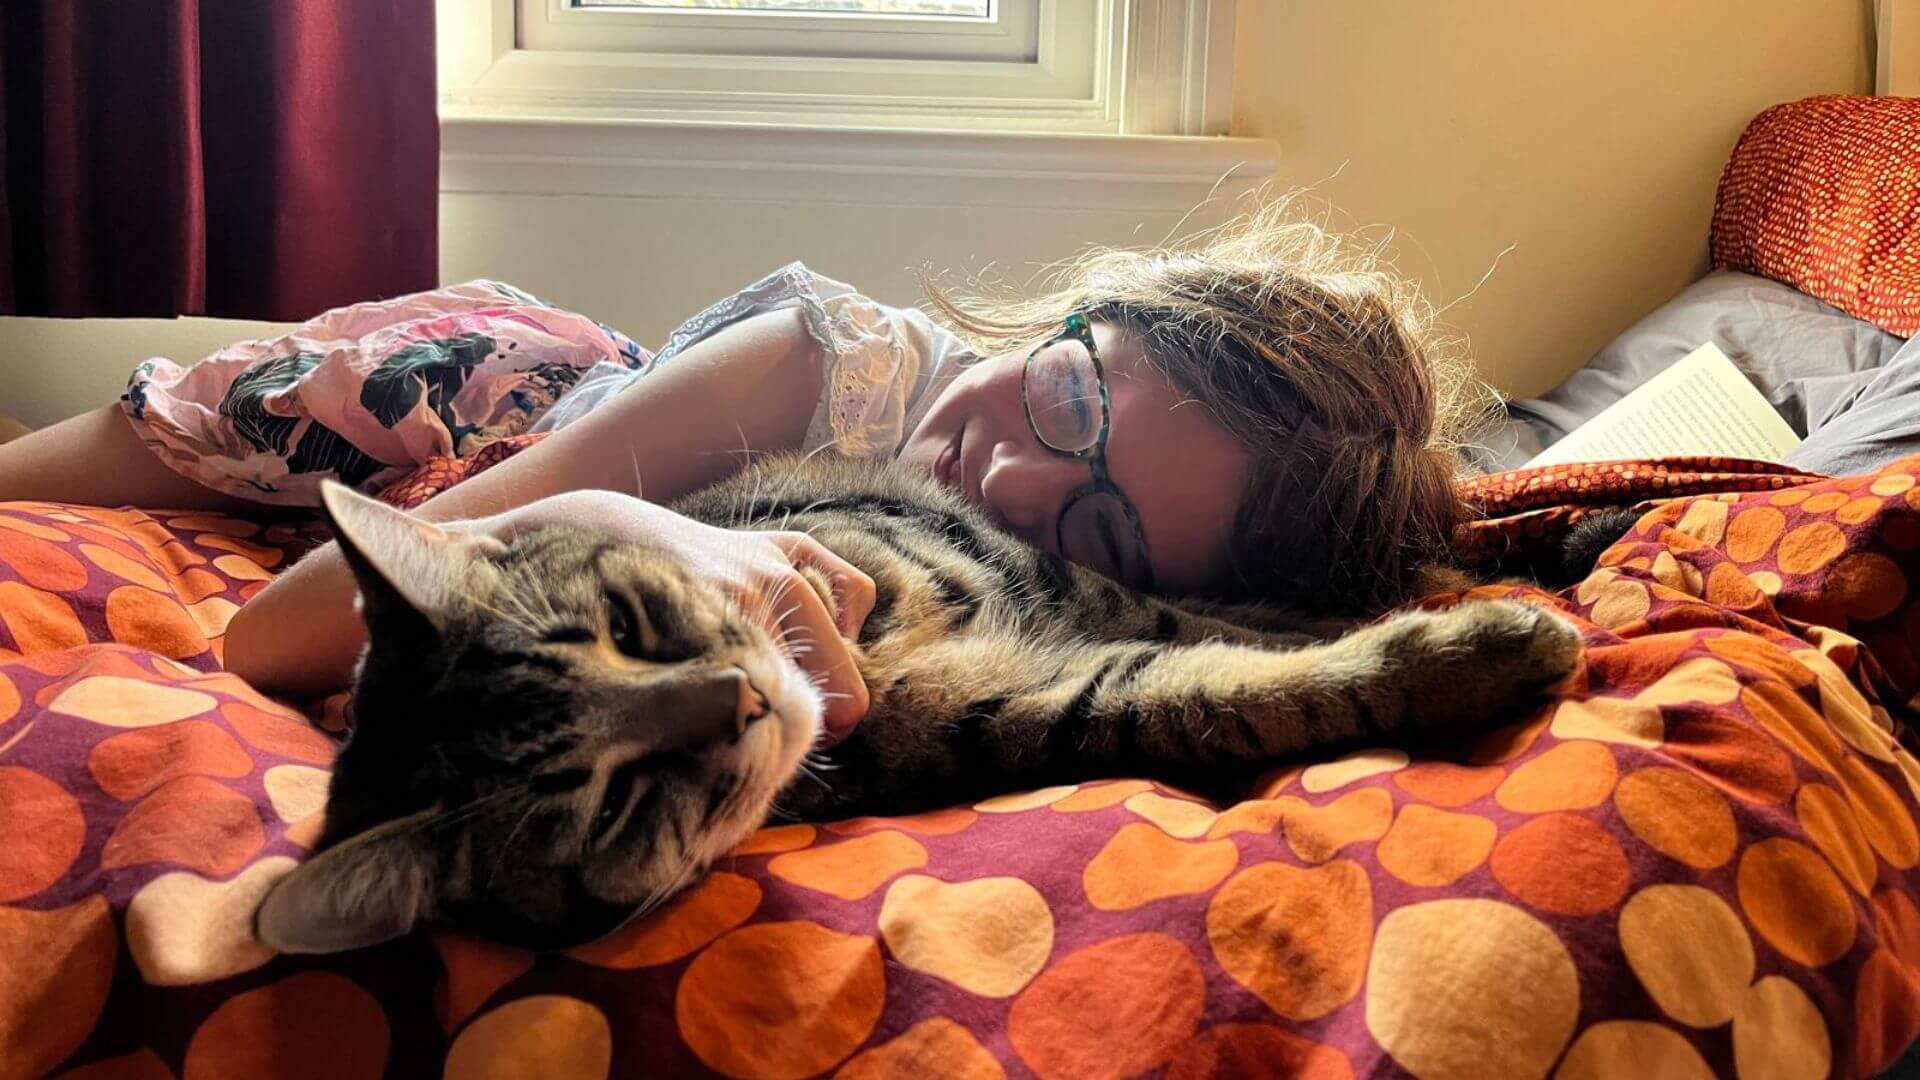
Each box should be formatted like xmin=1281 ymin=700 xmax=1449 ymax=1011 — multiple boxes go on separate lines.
xmin=404 ymin=306 xmax=829 ymax=516
xmin=224 ymin=308 xmax=875 ymax=730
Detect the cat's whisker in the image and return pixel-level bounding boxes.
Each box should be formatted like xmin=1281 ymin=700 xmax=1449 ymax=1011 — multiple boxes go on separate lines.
xmin=408 ymin=782 xmax=533 ymax=841
xmin=766 ymin=441 xmax=841 ymax=511
xmin=495 ymin=801 xmax=546 ymax=869
xmin=748 ymin=442 xmax=842 ymax=532
xmin=757 ymin=579 xmax=798 ymax=621
xmin=632 ymin=853 xmax=709 ymax=925
xmin=778 ymin=496 xmax=836 ymax=534
xmin=474 ymin=578 xmax=547 ymax=639
xmin=752 ymin=594 xmax=807 ymax=659
xmin=797 ymin=438 xmax=840 ymax=465
xmin=793 ymin=757 xmax=834 ymax=788
xmin=730 ymin=442 xmax=765 ymax=528
xmin=477 ymin=594 xmax=542 ymax=639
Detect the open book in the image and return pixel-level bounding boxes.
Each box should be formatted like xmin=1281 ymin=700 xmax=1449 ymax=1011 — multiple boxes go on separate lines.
xmin=1523 ymin=342 xmax=1802 ymax=468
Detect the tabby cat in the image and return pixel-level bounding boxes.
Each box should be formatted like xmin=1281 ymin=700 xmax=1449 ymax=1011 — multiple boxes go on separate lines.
xmin=255 ymin=454 xmax=1581 ymax=954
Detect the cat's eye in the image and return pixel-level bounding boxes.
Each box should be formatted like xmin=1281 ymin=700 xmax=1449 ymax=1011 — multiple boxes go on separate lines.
xmin=591 ymin=760 xmax=645 ymax=842
xmin=604 ymin=591 xmax=657 ymax=659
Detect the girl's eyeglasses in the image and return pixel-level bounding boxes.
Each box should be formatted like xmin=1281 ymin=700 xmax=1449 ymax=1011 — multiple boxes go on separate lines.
xmin=1021 ymin=313 xmax=1157 ymax=592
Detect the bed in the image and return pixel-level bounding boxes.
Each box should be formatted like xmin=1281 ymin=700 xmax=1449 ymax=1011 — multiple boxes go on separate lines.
xmin=7 ymin=97 xmax=1920 ymax=1079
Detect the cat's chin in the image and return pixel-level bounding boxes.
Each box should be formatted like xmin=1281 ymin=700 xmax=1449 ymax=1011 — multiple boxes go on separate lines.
xmin=683 ymin=668 xmax=820 ymax=864
xmin=742 ymin=652 xmax=824 ymax=767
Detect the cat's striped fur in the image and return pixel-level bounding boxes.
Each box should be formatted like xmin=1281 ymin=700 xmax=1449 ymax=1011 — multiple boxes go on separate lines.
xmin=256 ymin=453 xmax=1580 ymax=954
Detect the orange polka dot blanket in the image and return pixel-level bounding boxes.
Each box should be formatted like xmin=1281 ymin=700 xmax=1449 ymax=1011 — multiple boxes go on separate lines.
xmin=9 ymin=450 xmax=1920 ymax=1078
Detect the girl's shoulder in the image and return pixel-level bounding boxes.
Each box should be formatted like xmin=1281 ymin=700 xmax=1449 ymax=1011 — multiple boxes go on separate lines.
xmin=540 ymin=263 xmax=976 ymax=459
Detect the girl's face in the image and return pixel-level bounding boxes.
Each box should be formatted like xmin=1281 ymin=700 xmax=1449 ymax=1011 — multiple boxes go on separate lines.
xmin=898 ymin=320 xmax=1249 ymax=595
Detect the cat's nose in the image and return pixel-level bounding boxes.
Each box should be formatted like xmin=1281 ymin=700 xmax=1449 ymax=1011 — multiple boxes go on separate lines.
xmin=653 ymin=668 xmax=770 ymax=747
xmin=734 ymin=672 xmax=770 ymax=735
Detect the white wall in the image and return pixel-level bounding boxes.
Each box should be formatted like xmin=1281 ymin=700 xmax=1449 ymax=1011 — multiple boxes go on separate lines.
xmin=438 ymin=194 xmax=1231 ymax=350
xmin=0 ymin=316 xmax=290 ymax=431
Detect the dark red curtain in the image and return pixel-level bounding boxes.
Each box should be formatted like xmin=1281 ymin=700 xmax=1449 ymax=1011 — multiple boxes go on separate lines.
xmin=0 ymin=1 xmax=436 ymax=320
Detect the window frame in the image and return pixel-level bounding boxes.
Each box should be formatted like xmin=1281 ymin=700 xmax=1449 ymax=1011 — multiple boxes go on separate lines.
xmin=437 ymin=0 xmax=1236 ymax=135
xmin=534 ymin=1 xmax=1031 ymax=64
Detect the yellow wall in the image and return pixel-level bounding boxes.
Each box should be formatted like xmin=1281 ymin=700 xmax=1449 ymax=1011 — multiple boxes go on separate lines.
xmin=1233 ymin=1 xmax=1874 ymax=396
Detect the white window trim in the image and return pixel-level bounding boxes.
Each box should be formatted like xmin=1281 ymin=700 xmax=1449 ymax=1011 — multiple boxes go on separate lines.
xmin=436 ymin=0 xmax=1276 ymax=211
xmin=468 ymin=0 xmax=1114 ymax=131
xmin=528 ymin=1 xmax=1045 ymax=66
xmin=441 ymin=0 xmax=1233 ymax=135
xmin=441 ymin=117 xmax=1277 ymax=210
xmin=1880 ymin=0 xmax=1919 ymax=95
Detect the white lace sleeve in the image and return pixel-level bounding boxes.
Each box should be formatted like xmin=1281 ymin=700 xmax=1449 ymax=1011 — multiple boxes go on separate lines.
xmin=534 ymin=262 xmax=972 ymax=458
xmin=800 ymin=290 xmax=971 ymax=458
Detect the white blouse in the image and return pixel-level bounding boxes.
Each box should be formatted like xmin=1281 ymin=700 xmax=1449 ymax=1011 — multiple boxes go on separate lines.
xmin=533 ymin=263 xmax=976 ymax=459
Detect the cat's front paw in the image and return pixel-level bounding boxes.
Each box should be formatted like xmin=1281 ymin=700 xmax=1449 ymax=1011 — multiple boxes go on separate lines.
xmin=1471 ymin=600 xmax=1583 ymax=691
xmin=1397 ymin=600 xmax=1582 ymax=723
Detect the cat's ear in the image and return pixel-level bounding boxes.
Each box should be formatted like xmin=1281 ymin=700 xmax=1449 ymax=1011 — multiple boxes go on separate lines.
xmin=254 ymin=814 xmax=437 ymax=954
xmin=318 ymin=481 xmax=502 ymax=630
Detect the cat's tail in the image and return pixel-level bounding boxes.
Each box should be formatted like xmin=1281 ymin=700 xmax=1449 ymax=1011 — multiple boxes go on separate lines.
xmin=1554 ymin=507 xmax=1642 ymax=586
xmin=1454 ymin=506 xmax=1643 ymax=595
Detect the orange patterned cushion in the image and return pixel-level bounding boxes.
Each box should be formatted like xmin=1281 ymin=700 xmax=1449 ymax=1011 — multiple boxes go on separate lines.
xmin=1711 ymin=94 xmax=1920 ymax=336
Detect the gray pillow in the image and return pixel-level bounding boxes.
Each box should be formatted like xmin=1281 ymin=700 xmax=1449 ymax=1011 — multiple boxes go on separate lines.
xmin=1787 ymin=333 xmax=1920 ymax=477
xmin=1471 ymin=270 xmax=1909 ymax=472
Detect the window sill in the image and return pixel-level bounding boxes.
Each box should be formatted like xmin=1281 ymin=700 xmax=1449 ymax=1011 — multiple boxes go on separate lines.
xmin=439 ymin=114 xmax=1279 ymax=211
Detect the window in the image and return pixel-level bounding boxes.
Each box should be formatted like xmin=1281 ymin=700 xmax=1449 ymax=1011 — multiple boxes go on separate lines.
xmin=435 ymin=0 xmax=1272 ymax=212
xmin=438 ymin=0 xmax=1237 ymax=135
xmin=578 ymin=1 xmax=994 ymax=14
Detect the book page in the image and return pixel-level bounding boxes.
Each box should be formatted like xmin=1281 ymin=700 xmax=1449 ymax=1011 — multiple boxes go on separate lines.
xmin=1524 ymin=343 xmax=1802 ymax=468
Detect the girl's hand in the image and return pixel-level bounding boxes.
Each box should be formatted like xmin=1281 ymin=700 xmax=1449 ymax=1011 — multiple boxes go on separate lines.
xmin=499 ymin=490 xmax=875 ymax=743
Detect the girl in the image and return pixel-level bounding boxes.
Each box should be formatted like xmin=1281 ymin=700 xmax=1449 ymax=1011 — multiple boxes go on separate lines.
xmin=0 ymin=202 xmax=1484 ymax=740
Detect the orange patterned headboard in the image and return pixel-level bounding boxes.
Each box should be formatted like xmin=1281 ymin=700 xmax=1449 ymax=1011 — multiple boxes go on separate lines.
xmin=1710 ymin=94 xmax=1920 ymax=338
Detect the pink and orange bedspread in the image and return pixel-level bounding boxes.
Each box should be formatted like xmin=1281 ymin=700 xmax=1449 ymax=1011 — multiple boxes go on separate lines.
xmin=7 ymin=455 xmax=1920 ymax=1078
